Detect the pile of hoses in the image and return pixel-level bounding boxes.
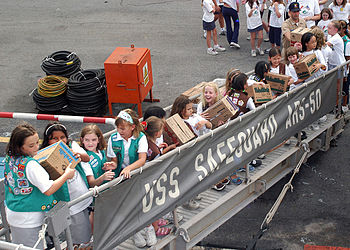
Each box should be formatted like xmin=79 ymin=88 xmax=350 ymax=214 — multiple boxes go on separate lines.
xmin=67 ymin=69 xmax=107 ymax=114
xmin=41 ymin=51 xmax=81 ymax=78
xmin=33 ymin=75 xmax=69 ymax=112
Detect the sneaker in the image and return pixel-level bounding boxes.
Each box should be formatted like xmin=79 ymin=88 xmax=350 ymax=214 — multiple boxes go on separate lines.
xmin=257 ymin=154 xmax=266 ymax=159
xmin=264 ymin=48 xmax=271 ymax=53
xmin=250 ymin=159 xmax=262 ymax=168
xmin=342 ymin=105 xmax=349 ymax=113
xmin=163 ymin=212 xmax=184 ymax=223
xmin=247 ymin=36 xmax=251 ymax=40
xmin=145 ymin=225 xmax=157 ymax=246
xmin=257 ymin=47 xmax=264 ymax=55
xmin=182 ymin=199 xmax=200 ymax=210
xmin=214 ymin=44 xmax=226 ymax=52
xmin=203 ymin=30 xmax=207 ymax=38
xmin=251 ymin=50 xmax=257 ymax=57
xmin=230 ymin=42 xmax=241 ymax=48
xmin=219 ymin=28 xmax=226 ymax=35
xmin=319 ymin=115 xmax=327 ymax=122
xmin=264 ymin=37 xmax=270 ymax=42
xmin=285 ymin=139 xmax=291 ymax=145
xmin=133 ymin=231 xmax=146 ymax=248
xmin=309 ymin=123 xmax=320 ymax=130
xmin=207 ymin=48 xmax=218 ymax=55
xmin=212 ymin=182 xmax=226 ymax=191
xmin=221 ymin=177 xmax=230 ymax=185
xmin=194 ymin=194 xmax=202 ymax=200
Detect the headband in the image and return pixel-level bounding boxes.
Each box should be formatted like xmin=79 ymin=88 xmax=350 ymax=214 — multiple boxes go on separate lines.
xmin=45 ymin=123 xmax=67 ymax=135
xmin=117 ymin=111 xmax=134 ymax=124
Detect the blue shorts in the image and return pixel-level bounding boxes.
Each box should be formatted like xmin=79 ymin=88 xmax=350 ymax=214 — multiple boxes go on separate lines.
xmin=269 ymin=26 xmax=282 ymax=46
xmin=203 ymin=20 xmax=215 ymax=31
xmin=248 ymin=25 xmax=263 ymax=33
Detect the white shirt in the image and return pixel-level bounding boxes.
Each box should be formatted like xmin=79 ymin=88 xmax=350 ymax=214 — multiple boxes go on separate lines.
xmin=287 ymin=63 xmax=304 ymax=90
xmin=302 ymin=49 xmax=327 ymax=81
xmin=329 ymin=3 xmax=350 ymax=21
xmin=67 ymin=142 xmax=93 ymax=215
xmin=245 ymin=2 xmax=262 ymax=30
xmin=317 ymin=19 xmax=331 ymax=38
xmin=321 ymin=45 xmax=332 ymax=66
xmin=184 ymin=113 xmax=211 ymax=136
xmin=6 ymin=160 xmax=53 ymax=228
xmin=223 ymin=0 xmax=238 ymax=10
xmin=203 ymin=0 xmax=215 ymax=22
xmin=291 ymin=0 xmax=320 ymax=28
xmin=269 ymin=3 xmax=285 ymax=28
xmin=328 ymin=33 xmax=346 ymax=66
xmin=107 ymin=133 xmax=148 ymax=168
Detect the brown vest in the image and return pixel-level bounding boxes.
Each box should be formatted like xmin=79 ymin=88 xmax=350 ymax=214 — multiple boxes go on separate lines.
xmin=279 ymin=62 xmax=286 ymax=75
xmin=230 ymin=90 xmax=249 ymax=119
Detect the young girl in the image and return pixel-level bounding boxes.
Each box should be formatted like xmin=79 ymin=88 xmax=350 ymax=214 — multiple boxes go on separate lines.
xmin=301 ymin=32 xmax=327 ymax=81
xmin=247 ymin=61 xmax=270 ymax=86
xmin=41 ymin=122 xmax=93 ymax=248
xmin=286 ymin=47 xmax=305 ymax=90
xmin=4 ymin=123 xmax=75 ymax=249
xmin=268 ymin=0 xmax=285 ymax=50
xmin=197 ymin=81 xmax=223 ymax=114
xmin=245 ymin=0 xmax=264 ymax=56
xmin=268 ymin=48 xmax=292 ymax=77
xmin=202 ymin=0 xmax=226 ymax=55
xmin=329 ymin=0 xmax=350 ymax=22
xmin=80 ymin=124 xmax=115 ymax=186
xmin=317 ymin=8 xmax=333 ymax=39
xmin=311 ymin=26 xmax=332 ymax=67
xmin=170 ymin=95 xmax=212 ymax=136
xmin=224 ymin=68 xmax=241 ymax=96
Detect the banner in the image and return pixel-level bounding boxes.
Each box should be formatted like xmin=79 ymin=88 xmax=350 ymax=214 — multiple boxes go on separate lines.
xmin=94 ymin=71 xmax=337 ymax=249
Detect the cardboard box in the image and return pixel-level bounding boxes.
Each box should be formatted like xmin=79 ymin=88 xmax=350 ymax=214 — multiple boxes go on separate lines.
xmin=265 ymin=72 xmax=291 ymax=94
xmin=202 ymin=96 xmax=239 ymax=128
xmin=164 ymin=114 xmax=195 ymax=145
xmin=294 ymin=54 xmax=319 ymax=79
xmin=34 ymin=141 xmax=80 ymax=180
xmin=291 ymin=27 xmax=311 ymax=42
xmin=182 ymin=82 xmax=206 ymax=103
xmin=247 ymin=84 xmax=273 ymax=103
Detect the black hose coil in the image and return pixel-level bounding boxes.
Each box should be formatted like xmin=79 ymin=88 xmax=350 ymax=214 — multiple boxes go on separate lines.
xmin=67 ymin=69 xmax=107 ymax=114
xmin=41 ymin=51 xmax=81 ymax=78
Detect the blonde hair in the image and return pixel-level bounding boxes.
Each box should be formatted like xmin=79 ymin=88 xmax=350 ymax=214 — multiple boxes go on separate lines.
xmin=199 ymin=82 xmax=222 ymax=109
xmin=143 ymin=116 xmax=164 ymax=138
xmin=225 ymin=68 xmax=241 ymax=95
xmin=115 ymin=109 xmax=143 ymax=138
xmin=311 ymin=26 xmax=326 ymax=49
xmin=80 ymin=124 xmax=106 ymax=151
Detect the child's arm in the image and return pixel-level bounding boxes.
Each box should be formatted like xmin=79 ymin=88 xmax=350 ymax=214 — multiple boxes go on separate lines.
xmin=87 ymin=170 xmax=115 ymax=187
xmin=44 ymin=166 xmax=75 ymax=196
xmin=160 ymin=142 xmax=179 ymax=154
xmin=274 ymin=2 xmax=282 ymax=18
xmin=247 ymin=4 xmax=256 ymax=17
xmin=120 ymin=152 xmax=147 ymax=179
xmin=103 ymin=157 xmax=118 ymax=171
xmin=71 ymin=141 xmax=90 ymax=162
xmin=195 ymin=119 xmax=213 ymax=130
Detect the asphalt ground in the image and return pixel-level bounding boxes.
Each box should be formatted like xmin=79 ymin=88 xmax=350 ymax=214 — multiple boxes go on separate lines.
xmin=0 ymin=0 xmax=349 ymax=249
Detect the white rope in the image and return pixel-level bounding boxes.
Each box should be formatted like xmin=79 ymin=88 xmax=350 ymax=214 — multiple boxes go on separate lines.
xmin=177 ymin=147 xmax=181 ymax=154
xmin=15 ymin=244 xmax=24 ymax=250
xmin=224 ymin=120 xmax=230 ymax=128
xmin=139 ymin=166 xmax=143 ymax=174
xmin=239 ymin=116 xmax=242 ymax=122
xmin=210 ymin=130 xmax=214 ymax=137
xmin=188 ymin=138 xmax=198 ymax=147
xmin=90 ymin=186 xmax=100 ymax=198
xmin=33 ymin=223 xmax=47 ymax=249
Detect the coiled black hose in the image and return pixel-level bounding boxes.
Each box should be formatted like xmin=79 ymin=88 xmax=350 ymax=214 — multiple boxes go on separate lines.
xmin=41 ymin=51 xmax=81 ymax=78
xmin=67 ymin=69 xmax=107 ymax=114
xmin=32 ymin=89 xmax=68 ymax=112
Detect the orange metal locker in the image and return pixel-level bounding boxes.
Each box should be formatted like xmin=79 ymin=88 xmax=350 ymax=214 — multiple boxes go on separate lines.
xmin=104 ymin=45 xmax=155 ymax=116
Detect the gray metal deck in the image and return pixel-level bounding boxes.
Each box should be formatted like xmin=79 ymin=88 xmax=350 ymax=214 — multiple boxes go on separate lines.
xmin=117 ymin=113 xmax=345 ymax=250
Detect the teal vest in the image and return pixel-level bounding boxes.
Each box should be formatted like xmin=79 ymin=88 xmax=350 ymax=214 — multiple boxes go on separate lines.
xmin=87 ymin=150 xmax=107 ymax=179
xmin=110 ymin=132 xmax=144 ymax=176
xmin=4 ymin=155 xmax=57 ymax=212
xmin=343 ymin=35 xmax=350 ymax=56
xmin=53 ymin=164 xmax=89 ymax=202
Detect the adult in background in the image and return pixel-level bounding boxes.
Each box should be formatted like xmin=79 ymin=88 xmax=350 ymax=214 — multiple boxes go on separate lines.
xmin=281 ymin=2 xmax=307 ymax=61
xmin=221 ymin=0 xmax=241 ymax=48
xmin=289 ymin=0 xmax=320 ymax=28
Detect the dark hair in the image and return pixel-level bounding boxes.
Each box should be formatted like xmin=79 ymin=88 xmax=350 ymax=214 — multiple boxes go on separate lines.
xmin=225 ymin=68 xmax=241 ymax=95
xmin=255 ymin=61 xmax=270 ymax=80
xmin=268 ymin=47 xmax=282 ymax=58
xmin=143 ymin=106 xmax=166 ymax=120
xmin=248 ymin=0 xmax=258 ymax=8
xmin=80 ymin=124 xmax=106 ymax=151
xmin=143 ymin=116 xmax=164 ymax=138
xmin=301 ymin=32 xmax=316 ymax=52
xmin=170 ymin=95 xmax=192 ymax=118
xmin=115 ymin=109 xmax=143 ymax=138
xmin=41 ymin=122 xmax=69 ymax=149
xmin=333 ymin=0 xmax=346 ymax=7
xmin=286 ymin=47 xmax=299 ymax=58
xmin=320 ymin=8 xmax=333 ymax=20
xmin=228 ymin=73 xmax=248 ymax=95
xmin=6 ymin=123 xmax=37 ymax=157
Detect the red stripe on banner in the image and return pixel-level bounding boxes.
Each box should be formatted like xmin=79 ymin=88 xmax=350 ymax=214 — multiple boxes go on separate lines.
xmin=0 ymin=112 xmax=14 ymax=118
xmin=83 ymin=117 xmax=107 ymax=124
xmin=37 ymin=114 xmax=59 ymax=121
